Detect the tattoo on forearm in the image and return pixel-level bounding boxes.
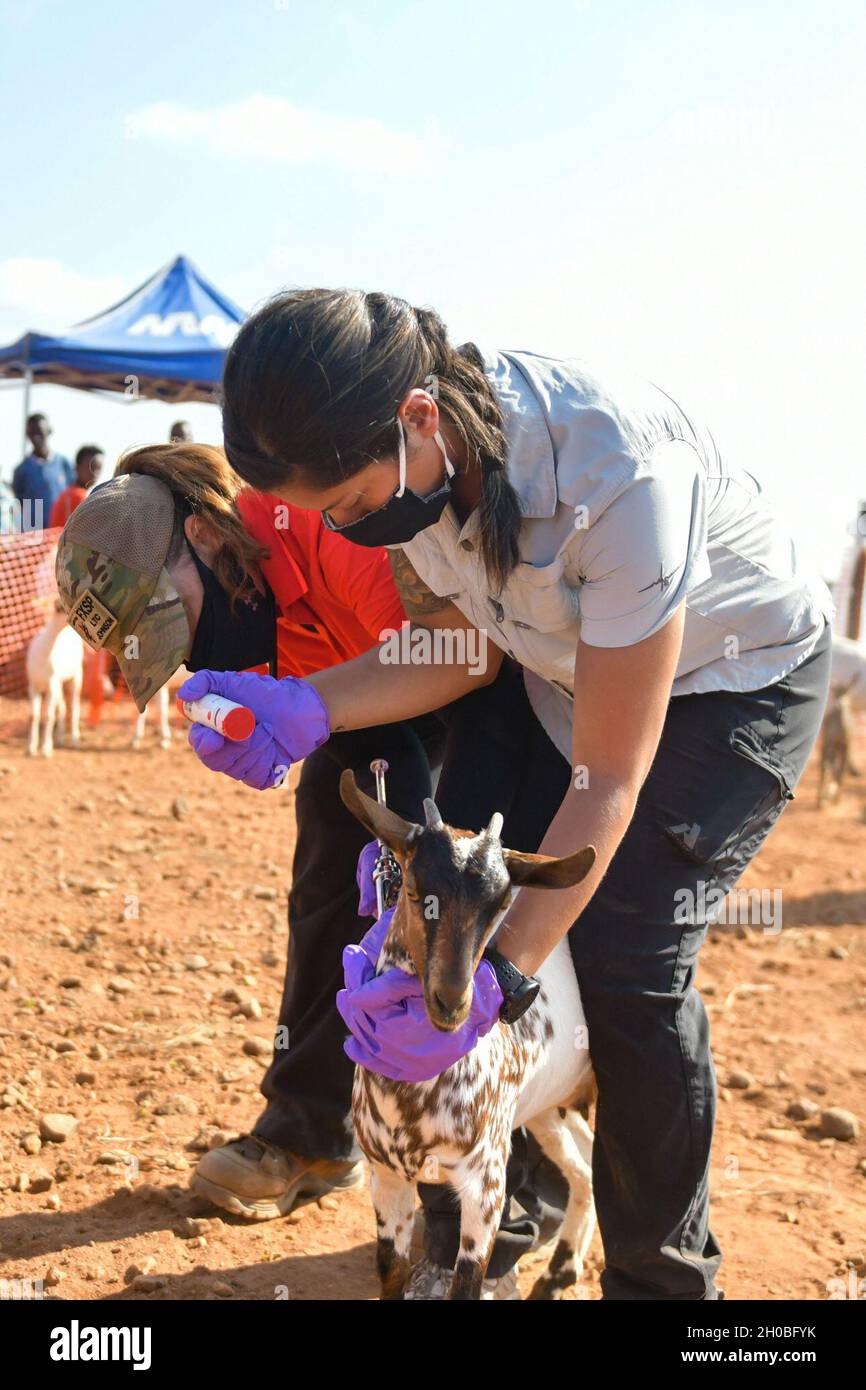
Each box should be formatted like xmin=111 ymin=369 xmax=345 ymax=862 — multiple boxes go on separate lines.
xmin=388 ymin=549 xmax=450 ymax=618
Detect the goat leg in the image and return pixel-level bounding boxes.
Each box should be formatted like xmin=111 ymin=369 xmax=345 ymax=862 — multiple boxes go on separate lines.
xmin=132 ymin=706 xmax=147 ymax=749
xmin=27 ymin=693 xmax=41 ymax=757
xmin=159 ymin=686 xmax=172 ymax=749
xmin=55 ymin=690 xmax=67 ymax=745
xmin=70 ymin=674 xmax=82 ymax=747
xmin=42 ymin=686 xmax=60 ymax=757
xmin=817 ymin=754 xmax=826 ymax=807
xmin=449 ymin=1151 xmax=508 ymax=1300
xmin=369 ymin=1163 xmax=415 ymax=1299
xmin=526 ymin=1107 xmax=595 ymax=1300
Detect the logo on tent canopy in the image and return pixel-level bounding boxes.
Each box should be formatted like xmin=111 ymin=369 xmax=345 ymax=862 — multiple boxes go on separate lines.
xmin=128 ymin=312 xmax=238 ymax=347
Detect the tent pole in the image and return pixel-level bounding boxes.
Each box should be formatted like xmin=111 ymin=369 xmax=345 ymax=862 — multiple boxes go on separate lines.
xmin=22 ymin=370 xmax=33 ymax=446
xmin=22 ymin=337 xmax=33 ymax=450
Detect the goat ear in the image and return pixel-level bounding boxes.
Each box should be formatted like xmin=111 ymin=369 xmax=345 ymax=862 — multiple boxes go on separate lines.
xmin=338 ymin=769 xmax=421 ymax=854
xmin=504 ymin=844 xmax=596 ymax=889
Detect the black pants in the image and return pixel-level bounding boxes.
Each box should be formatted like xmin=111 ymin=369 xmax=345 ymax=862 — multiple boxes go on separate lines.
xmin=255 ymin=630 xmax=831 ymax=1297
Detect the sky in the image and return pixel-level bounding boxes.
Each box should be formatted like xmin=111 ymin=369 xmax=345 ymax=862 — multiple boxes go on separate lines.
xmin=0 ymin=0 xmax=863 ymax=579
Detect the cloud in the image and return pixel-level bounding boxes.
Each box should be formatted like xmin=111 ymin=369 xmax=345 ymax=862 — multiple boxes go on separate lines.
xmin=0 ymin=259 xmax=128 ymax=340
xmin=124 ymin=94 xmax=439 ymax=174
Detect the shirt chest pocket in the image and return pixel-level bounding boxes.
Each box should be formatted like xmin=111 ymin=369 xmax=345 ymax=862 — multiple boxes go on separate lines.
xmin=402 ymin=543 xmax=466 ymax=602
xmin=490 ymin=555 xmax=583 ymax=685
xmin=499 ymin=555 xmax=582 ymax=633
xmin=405 ymin=544 xmax=581 ymax=682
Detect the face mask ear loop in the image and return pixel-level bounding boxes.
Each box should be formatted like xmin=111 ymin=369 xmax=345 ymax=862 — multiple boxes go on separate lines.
xmin=434 ymin=430 xmax=456 ymax=479
xmin=395 ymin=417 xmax=408 ymax=498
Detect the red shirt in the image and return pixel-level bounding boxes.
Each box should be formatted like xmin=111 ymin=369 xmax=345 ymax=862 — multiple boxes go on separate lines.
xmin=236 ymin=490 xmax=405 ymax=678
xmin=49 ymin=485 xmax=88 ymax=529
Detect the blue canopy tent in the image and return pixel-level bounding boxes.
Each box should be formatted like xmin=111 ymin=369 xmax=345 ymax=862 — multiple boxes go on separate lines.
xmin=0 ymin=255 xmax=245 ymax=425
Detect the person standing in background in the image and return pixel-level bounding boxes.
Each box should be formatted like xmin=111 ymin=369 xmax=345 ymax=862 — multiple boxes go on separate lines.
xmin=12 ymin=413 xmax=73 ymax=529
xmin=48 ymin=445 xmax=104 ymax=528
xmin=169 ymin=420 xmax=194 ymax=444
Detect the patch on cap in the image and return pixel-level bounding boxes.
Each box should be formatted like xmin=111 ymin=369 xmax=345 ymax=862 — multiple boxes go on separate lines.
xmin=68 ymin=588 xmax=119 ymax=650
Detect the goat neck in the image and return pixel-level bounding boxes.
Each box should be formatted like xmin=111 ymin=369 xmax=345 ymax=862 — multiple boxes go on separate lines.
xmin=377 ymin=896 xmax=418 ymax=977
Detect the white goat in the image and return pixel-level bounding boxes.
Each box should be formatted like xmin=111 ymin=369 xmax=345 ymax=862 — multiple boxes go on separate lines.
xmin=130 ymin=666 xmax=189 ymax=750
xmin=131 ymin=684 xmax=172 ymax=750
xmin=831 ymin=634 xmax=866 ymax=710
xmin=26 ymin=605 xmax=84 ymax=758
xmin=340 ymin=770 xmax=598 ymax=1301
xmin=819 ymin=676 xmax=860 ymax=805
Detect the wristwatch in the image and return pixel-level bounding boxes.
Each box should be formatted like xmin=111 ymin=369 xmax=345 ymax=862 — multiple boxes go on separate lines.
xmin=482 ymin=946 xmax=541 ymax=1025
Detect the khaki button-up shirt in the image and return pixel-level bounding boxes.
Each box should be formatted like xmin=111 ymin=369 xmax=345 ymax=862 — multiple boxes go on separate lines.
xmin=397 ymin=347 xmax=832 ymax=762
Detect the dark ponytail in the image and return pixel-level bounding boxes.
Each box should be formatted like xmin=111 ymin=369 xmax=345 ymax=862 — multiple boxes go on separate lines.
xmin=221 ymin=289 xmax=524 ymax=593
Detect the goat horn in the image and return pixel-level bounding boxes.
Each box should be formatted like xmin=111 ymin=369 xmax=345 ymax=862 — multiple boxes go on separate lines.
xmin=423 ymin=798 xmax=443 ymax=830
xmin=486 ymin=811 xmax=504 ymax=840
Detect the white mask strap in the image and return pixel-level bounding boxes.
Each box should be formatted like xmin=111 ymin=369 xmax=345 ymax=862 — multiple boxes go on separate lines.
xmin=395 ymin=417 xmax=408 ymax=498
xmin=395 ymin=418 xmax=454 ymax=499
xmin=435 ymin=430 xmax=456 ymax=478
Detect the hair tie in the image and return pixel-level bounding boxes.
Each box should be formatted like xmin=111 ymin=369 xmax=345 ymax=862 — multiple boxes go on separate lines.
xmin=480 ymin=452 xmax=504 ymax=475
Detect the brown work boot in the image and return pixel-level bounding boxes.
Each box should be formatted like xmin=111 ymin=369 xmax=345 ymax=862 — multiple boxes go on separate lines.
xmin=190 ymin=1134 xmax=365 ymax=1220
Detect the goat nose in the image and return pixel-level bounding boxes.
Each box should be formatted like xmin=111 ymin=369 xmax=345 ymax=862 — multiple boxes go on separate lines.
xmin=433 ymin=984 xmax=468 ymax=1016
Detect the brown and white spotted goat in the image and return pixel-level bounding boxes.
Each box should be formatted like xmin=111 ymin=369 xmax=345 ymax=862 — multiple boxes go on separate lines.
xmin=340 ymin=769 xmax=598 ymax=1301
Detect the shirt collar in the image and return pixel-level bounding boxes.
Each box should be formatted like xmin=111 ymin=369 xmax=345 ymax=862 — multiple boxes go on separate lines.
xmin=475 ymin=346 xmax=557 ymax=519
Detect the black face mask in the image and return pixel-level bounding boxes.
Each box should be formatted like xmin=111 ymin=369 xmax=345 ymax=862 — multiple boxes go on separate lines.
xmin=185 ymin=542 xmax=277 ymax=674
xmin=322 ymin=475 xmax=454 ymax=547
xmin=321 ymin=419 xmax=456 ymax=548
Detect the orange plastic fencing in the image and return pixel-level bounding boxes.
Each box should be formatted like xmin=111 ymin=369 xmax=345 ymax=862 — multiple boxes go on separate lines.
xmin=0 ymin=528 xmax=65 ymax=699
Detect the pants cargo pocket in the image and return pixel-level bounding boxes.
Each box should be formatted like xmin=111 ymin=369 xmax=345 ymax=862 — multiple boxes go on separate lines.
xmin=663 ymin=724 xmax=793 ymax=938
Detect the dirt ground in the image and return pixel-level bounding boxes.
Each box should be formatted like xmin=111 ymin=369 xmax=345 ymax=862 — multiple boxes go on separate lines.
xmin=1 ymin=694 xmax=864 ymax=1302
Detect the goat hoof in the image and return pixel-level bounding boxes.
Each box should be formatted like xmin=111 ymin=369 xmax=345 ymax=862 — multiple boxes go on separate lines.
xmin=528 ymin=1272 xmax=577 ymax=1301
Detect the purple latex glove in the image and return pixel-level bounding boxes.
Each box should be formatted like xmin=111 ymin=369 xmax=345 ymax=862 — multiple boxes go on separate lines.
xmin=336 ymin=909 xmax=504 ymax=1083
xmin=177 ymin=669 xmax=330 ymax=791
xmin=356 ymin=839 xmax=380 ymax=918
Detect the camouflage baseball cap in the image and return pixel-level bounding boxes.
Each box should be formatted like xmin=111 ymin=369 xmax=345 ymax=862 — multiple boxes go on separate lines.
xmin=55 ymin=473 xmax=191 ymax=713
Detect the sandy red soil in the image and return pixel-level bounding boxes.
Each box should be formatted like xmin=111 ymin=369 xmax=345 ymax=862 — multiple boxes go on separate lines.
xmin=0 ymin=695 xmax=864 ymax=1301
